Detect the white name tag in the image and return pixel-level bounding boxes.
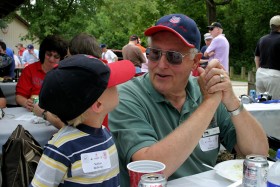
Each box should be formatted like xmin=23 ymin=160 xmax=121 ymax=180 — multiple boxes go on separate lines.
xmin=199 ymin=135 xmax=219 ymax=151
xmin=81 ymin=150 xmax=111 ymax=173
xmin=202 ymin=127 xmax=220 ymax=137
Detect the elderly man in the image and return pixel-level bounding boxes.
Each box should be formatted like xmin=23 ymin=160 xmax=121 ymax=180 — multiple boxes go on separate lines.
xmin=22 ymin=44 xmax=39 ymax=65
xmin=109 ymin=14 xmax=268 ymax=186
xmin=204 ymin=22 xmax=230 ymax=73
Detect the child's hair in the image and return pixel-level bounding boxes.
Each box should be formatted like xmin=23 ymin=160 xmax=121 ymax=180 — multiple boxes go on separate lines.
xmin=67 ymin=111 xmax=88 ymax=127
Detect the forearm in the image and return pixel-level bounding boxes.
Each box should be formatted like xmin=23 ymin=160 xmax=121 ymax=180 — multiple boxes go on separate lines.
xmin=33 ymin=105 xmax=64 ymax=129
xmin=231 ymin=108 xmax=269 ymax=156
xmin=16 ymin=95 xmax=28 ymax=107
xmin=255 ymin=56 xmax=260 ymax=69
xmin=132 ymin=98 xmax=221 ymax=178
xmin=0 ymin=98 xmax=6 ymax=108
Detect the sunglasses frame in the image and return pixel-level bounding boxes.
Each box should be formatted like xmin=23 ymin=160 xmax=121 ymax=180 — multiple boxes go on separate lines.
xmin=147 ymin=47 xmax=192 ymax=65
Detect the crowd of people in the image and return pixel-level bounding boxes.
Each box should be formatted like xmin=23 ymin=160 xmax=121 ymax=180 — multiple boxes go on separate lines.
xmin=0 ymin=13 xmax=278 ymax=187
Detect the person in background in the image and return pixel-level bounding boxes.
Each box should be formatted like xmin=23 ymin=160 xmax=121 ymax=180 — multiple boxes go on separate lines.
xmin=0 ymin=87 xmax=7 ymax=108
xmin=0 ymin=39 xmax=15 ymax=79
xmin=100 ymin=44 xmax=118 ymax=63
xmin=68 ymin=33 xmax=101 ymax=57
xmin=0 ymin=41 xmax=15 ymax=79
xmin=255 ymin=15 xmax=280 ymax=100
xmin=192 ymin=33 xmax=213 ymax=76
xmin=204 ymin=22 xmax=230 ymax=73
xmin=200 ymin=33 xmax=213 ymax=68
xmin=30 ymin=54 xmax=135 ymax=187
xmin=22 ymin=44 xmax=39 ymax=65
xmin=68 ymin=33 xmax=110 ymax=127
xmin=136 ymin=36 xmax=146 ymax=53
xmin=16 ymin=35 xmax=68 ymax=129
xmin=13 ymin=50 xmax=21 ymax=67
xmin=109 ymin=14 xmax=268 ymax=186
xmin=15 ymin=43 xmax=26 ymax=58
xmin=122 ymin=34 xmax=146 ymax=74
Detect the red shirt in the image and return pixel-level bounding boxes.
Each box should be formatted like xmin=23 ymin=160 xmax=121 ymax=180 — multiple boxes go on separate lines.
xmin=16 ymin=61 xmax=45 ymax=99
xmin=18 ymin=48 xmax=26 ymax=57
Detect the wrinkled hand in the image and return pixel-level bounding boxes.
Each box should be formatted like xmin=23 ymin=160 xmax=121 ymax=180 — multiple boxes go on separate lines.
xmin=197 ymin=65 xmax=222 ymax=102
xmin=202 ymin=59 xmax=237 ymax=107
xmin=33 ymin=103 xmax=44 ymax=117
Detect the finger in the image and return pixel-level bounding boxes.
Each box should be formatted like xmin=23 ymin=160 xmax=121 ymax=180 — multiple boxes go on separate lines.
xmin=197 ymin=66 xmax=205 ymax=75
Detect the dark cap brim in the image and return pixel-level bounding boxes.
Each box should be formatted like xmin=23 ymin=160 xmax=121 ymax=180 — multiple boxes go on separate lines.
xmin=144 ymin=25 xmax=195 ymax=48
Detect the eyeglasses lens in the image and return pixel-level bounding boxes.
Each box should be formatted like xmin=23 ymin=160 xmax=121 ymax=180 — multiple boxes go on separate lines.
xmin=166 ymin=51 xmax=182 ymax=65
xmin=148 ymin=48 xmax=183 ymax=65
xmin=148 ymin=48 xmax=161 ymax=61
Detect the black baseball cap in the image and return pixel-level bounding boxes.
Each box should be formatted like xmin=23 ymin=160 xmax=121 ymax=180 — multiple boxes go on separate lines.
xmin=207 ymin=22 xmax=223 ymax=29
xmin=39 ymin=54 xmax=135 ymax=122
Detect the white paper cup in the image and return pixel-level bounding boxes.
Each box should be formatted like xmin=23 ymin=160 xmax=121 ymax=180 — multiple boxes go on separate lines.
xmin=127 ymin=160 xmax=166 ymax=187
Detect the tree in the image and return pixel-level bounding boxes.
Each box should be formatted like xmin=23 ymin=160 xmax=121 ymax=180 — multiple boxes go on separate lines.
xmin=206 ymin=0 xmax=232 ymax=24
xmin=19 ymin=0 xmax=104 ymax=42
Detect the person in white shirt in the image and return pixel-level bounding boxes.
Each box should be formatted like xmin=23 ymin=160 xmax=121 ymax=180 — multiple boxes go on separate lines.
xmin=22 ymin=44 xmax=39 ymax=65
xmin=100 ymin=44 xmax=118 ymax=63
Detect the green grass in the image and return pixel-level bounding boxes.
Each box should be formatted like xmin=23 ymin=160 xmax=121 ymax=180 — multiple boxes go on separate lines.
xmin=230 ymin=74 xmax=248 ymax=82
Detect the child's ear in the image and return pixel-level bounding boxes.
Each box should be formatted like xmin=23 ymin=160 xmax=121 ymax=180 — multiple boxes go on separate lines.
xmin=90 ymin=100 xmax=103 ymax=113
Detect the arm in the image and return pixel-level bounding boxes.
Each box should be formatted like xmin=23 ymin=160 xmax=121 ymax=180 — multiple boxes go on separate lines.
xmin=33 ymin=104 xmax=65 ymax=129
xmin=203 ymin=59 xmax=269 ymax=156
xmin=0 ymin=88 xmax=7 ymax=108
xmin=16 ymin=95 xmax=34 ymax=111
xmin=204 ymin=51 xmax=215 ymax=58
xmin=132 ymin=93 xmax=221 ymax=178
xmin=255 ymin=56 xmax=260 ymax=69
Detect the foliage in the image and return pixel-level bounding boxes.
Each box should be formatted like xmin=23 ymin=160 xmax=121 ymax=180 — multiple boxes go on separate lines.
xmin=16 ymin=0 xmax=280 ymax=72
xmin=19 ymin=0 xmax=104 ymax=42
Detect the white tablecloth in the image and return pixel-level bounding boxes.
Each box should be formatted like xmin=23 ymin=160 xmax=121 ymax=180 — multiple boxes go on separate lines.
xmin=0 ymin=82 xmax=17 ymax=106
xmin=244 ymin=103 xmax=280 ymax=139
xmin=0 ymin=107 xmax=59 ymax=154
xmin=167 ymin=170 xmax=234 ymax=187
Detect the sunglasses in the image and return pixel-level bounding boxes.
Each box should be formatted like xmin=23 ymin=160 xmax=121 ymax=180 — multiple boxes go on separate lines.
xmin=45 ymin=51 xmax=60 ymax=59
xmin=209 ymin=27 xmax=216 ymax=31
xmin=147 ymin=47 xmax=191 ymax=65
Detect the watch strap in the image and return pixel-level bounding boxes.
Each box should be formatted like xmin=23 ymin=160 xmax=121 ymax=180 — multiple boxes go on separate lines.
xmin=228 ymin=102 xmax=244 ymax=116
xmin=42 ymin=110 xmax=47 ymax=120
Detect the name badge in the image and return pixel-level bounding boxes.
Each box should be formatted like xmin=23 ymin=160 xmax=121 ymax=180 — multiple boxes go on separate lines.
xmin=202 ymin=127 xmax=220 ymax=137
xmin=81 ymin=150 xmax=111 ymax=173
xmin=199 ymin=135 xmax=219 ymax=152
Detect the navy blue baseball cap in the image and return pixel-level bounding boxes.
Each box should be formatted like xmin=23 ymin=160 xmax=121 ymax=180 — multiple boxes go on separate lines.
xmin=144 ymin=14 xmax=201 ymax=50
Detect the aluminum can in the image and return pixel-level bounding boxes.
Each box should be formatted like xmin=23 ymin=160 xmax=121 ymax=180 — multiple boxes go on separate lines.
xmin=31 ymin=95 xmax=39 ymax=104
xmin=138 ymin=173 xmax=167 ymax=187
xmin=250 ymin=90 xmax=256 ymax=102
xmin=242 ymin=154 xmax=269 ymax=187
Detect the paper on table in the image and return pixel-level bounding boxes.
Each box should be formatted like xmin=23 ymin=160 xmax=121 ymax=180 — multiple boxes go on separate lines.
xmin=15 ymin=113 xmax=37 ymax=121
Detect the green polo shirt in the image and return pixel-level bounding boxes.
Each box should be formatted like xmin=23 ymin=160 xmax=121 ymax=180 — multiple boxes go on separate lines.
xmin=109 ymin=73 xmax=236 ymax=186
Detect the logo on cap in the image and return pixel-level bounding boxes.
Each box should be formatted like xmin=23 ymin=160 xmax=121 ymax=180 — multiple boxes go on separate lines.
xmin=169 ymin=16 xmax=181 ymax=24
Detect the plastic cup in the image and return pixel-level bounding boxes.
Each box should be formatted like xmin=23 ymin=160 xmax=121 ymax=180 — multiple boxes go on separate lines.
xmin=127 ymin=160 xmax=166 ymax=187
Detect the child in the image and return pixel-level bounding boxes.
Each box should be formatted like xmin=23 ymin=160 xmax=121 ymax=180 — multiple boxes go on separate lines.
xmin=30 ymin=54 xmax=135 ymax=187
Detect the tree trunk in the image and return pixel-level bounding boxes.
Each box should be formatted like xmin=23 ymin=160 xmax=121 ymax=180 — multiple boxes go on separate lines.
xmin=206 ymin=0 xmax=217 ymax=24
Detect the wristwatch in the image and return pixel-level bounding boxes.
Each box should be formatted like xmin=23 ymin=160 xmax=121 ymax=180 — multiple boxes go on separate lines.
xmin=42 ymin=110 xmax=47 ymax=120
xmin=227 ymin=102 xmax=244 ymax=116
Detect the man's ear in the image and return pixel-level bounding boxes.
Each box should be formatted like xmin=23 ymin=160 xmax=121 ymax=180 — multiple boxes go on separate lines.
xmin=192 ymin=52 xmax=202 ymax=70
